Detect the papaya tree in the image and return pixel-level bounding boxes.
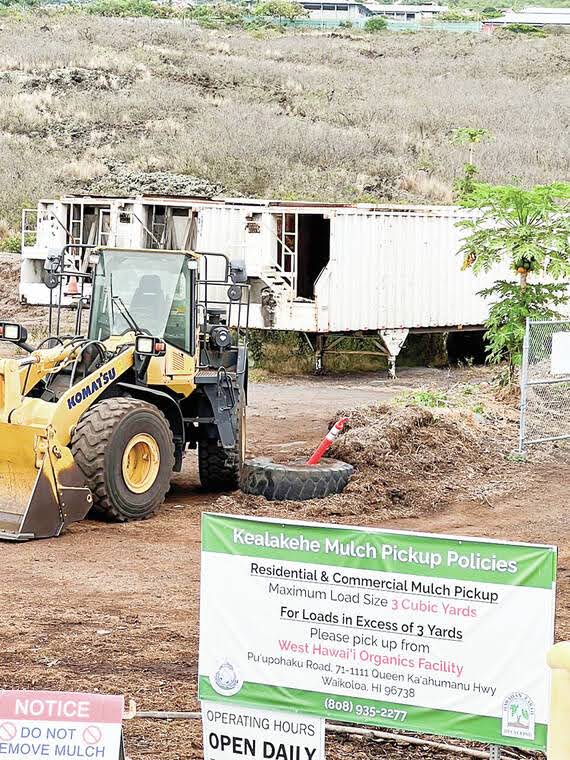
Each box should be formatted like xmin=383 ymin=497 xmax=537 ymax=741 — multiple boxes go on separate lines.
xmin=451 ymin=127 xmax=493 ymax=165
xmin=451 ymin=127 xmax=493 ymax=199
xmin=458 ymin=181 xmax=570 ymax=382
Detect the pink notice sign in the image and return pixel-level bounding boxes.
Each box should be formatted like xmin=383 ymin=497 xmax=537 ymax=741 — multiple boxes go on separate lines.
xmin=0 ymin=691 xmax=124 ymax=759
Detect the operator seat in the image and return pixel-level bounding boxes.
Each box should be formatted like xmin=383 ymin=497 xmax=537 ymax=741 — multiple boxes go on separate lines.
xmin=130 ymin=275 xmax=166 ymax=321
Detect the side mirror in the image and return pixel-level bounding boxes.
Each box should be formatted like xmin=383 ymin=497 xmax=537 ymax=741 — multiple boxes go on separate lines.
xmin=0 ymin=322 xmax=28 ymax=344
xmin=135 ymin=335 xmax=166 ymax=357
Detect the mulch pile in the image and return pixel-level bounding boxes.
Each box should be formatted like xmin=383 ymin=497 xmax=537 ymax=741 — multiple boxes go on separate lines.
xmin=216 ymin=391 xmax=522 ymax=523
xmin=326 ymin=400 xmax=516 ymax=518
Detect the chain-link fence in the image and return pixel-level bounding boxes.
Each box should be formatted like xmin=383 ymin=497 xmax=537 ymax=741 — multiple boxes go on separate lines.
xmin=519 ymin=319 xmax=570 ymax=451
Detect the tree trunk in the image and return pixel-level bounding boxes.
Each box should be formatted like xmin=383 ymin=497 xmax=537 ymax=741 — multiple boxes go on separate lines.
xmin=519 ymin=269 xmax=528 ymax=291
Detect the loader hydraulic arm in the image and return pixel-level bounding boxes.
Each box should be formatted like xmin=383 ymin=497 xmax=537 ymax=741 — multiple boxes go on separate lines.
xmin=0 ymin=343 xmax=83 ymax=423
xmin=17 ymin=342 xmax=82 ymax=394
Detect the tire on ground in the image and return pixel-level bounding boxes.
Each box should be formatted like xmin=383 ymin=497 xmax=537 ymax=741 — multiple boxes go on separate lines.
xmin=70 ymin=397 xmax=175 ymax=521
xmin=198 ymin=395 xmax=245 ymax=492
xmin=240 ymin=457 xmax=353 ymax=501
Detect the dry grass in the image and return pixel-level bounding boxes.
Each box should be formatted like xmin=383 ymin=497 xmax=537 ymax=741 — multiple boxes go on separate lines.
xmin=0 ymin=14 xmax=568 ymax=231
xmin=60 ymin=157 xmax=109 ymax=181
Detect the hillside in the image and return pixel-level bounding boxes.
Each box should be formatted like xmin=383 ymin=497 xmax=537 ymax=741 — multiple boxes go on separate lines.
xmin=0 ymin=14 xmax=569 ymax=237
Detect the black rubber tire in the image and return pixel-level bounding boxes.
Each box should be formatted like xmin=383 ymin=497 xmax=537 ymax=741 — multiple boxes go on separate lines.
xmin=198 ymin=395 xmax=245 ymax=492
xmin=240 ymin=457 xmax=353 ymax=501
xmin=70 ymin=397 xmax=175 ymax=522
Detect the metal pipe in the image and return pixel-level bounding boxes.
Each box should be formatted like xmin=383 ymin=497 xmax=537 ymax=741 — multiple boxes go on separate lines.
xmin=52 ymin=243 xmax=98 ymax=336
xmin=131 ymin=710 xmax=491 ymax=759
xmin=524 ymin=433 xmax=570 ymax=446
xmin=17 ymin=356 xmax=40 ymax=368
xmin=527 ymin=377 xmax=570 ymax=387
xmin=518 ymin=317 xmax=530 ymax=454
xmin=548 ymin=642 xmax=570 ymax=760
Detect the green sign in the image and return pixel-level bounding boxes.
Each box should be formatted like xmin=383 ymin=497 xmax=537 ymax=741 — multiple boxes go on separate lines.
xmin=199 ymin=514 xmax=557 ymax=750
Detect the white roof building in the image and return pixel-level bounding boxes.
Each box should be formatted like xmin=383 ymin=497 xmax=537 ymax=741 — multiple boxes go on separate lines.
xmin=299 ymin=0 xmax=373 ymax=20
xmin=484 ymin=6 xmax=570 ymax=26
xmin=298 ymin=0 xmax=449 ymax=22
xmin=366 ymin=3 xmax=448 ymax=18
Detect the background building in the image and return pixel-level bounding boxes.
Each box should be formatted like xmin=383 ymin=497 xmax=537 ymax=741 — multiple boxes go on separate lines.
xmin=366 ymin=3 xmax=448 ymax=21
xmin=299 ymin=0 xmax=373 ymax=22
xmin=483 ymin=6 xmax=570 ymax=30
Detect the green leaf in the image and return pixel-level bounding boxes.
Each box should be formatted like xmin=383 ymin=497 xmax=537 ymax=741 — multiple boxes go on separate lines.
xmin=457 ymin=181 xmax=570 ymax=382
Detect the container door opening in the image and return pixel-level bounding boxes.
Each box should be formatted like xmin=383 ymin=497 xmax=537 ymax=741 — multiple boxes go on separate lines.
xmin=296 ymin=214 xmax=330 ymax=300
xmin=147 ymin=205 xmax=197 ymax=249
xmin=68 ymin=204 xmax=111 ymax=247
xmin=274 ymin=212 xmax=297 ymax=290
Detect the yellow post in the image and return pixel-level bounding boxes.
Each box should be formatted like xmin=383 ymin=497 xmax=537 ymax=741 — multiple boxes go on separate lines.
xmin=547 ymin=642 xmax=570 ymax=759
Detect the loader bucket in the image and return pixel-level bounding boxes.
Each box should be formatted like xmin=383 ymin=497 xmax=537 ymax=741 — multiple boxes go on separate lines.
xmin=0 ymin=423 xmax=93 ymax=541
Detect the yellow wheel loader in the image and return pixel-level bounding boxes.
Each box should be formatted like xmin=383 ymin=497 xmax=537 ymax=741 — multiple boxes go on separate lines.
xmin=0 ymin=245 xmax=249 ymax=540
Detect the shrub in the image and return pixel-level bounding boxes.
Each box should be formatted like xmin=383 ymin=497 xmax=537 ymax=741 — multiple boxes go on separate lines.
xmin=364 ymin=16 xmax=387 ymax=32
xmin=439 ymin=10 xmax=473 ymax=21
xmin=60 ymin=159 xmax=109 ymax=182
xmin=86 ymin=0 xmax=181 ymax=18
xmin=191 ymin=2 xmax=247 ymax=28
xmin=1 ymin=233 xmax=22 ymax=253
xmin=252 ymin=0 xmax=308 ymax=23
xmin=400 ymin=171 xmax=453 ymax=203
xmin=503 ymin=23 xmax=547 ymax=36
xmin=396 ymin=389 xmax=448 ymax=408
xmin=0 ymin=0 xmax=40 ymax=7
xmin=0 ymin=92 xmax=54 ymax=135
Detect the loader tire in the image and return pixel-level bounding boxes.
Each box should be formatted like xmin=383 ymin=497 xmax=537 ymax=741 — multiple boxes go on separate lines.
xmin=198 ymin=396 xmax=245 ymax=492
xmin=240 ymin=458 xmax=353 ymax=501
xmin=71 ymin=398 xmax=175 ymax=522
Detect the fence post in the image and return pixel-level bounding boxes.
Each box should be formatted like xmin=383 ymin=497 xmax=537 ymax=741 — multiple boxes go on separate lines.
xmin=547 ymin=642 xmax=570 ymax=759
xmin=518 ymin=317 xmax=530 ymax=453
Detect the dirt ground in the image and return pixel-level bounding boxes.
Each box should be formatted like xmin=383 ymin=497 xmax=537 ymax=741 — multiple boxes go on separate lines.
xmin=1 ymin=370 xmax=567 ymax=759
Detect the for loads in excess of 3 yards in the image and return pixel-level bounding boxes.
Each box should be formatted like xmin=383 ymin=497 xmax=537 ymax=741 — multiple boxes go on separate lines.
xmin=198 ymin=514 xmax=557 ymax=751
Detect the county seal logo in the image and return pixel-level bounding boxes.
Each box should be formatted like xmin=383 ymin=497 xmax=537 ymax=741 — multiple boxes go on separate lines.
xmin=211 ymin=660 xmax=243 ymax=697
xmin=501 ymin=692 xmax=535 ymax=741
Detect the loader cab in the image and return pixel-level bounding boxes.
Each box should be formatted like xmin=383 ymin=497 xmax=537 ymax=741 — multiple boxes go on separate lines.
xmin=88 ymin=248 xmax=197 ymax=355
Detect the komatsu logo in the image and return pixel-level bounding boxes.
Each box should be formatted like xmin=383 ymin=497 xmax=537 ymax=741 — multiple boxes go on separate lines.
xmin=67 ymin=368 xmax=116 ymax=410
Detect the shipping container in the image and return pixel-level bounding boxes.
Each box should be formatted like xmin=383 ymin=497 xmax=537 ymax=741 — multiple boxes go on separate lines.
xmin=20 ymin=194 xmax=518 ymax=372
